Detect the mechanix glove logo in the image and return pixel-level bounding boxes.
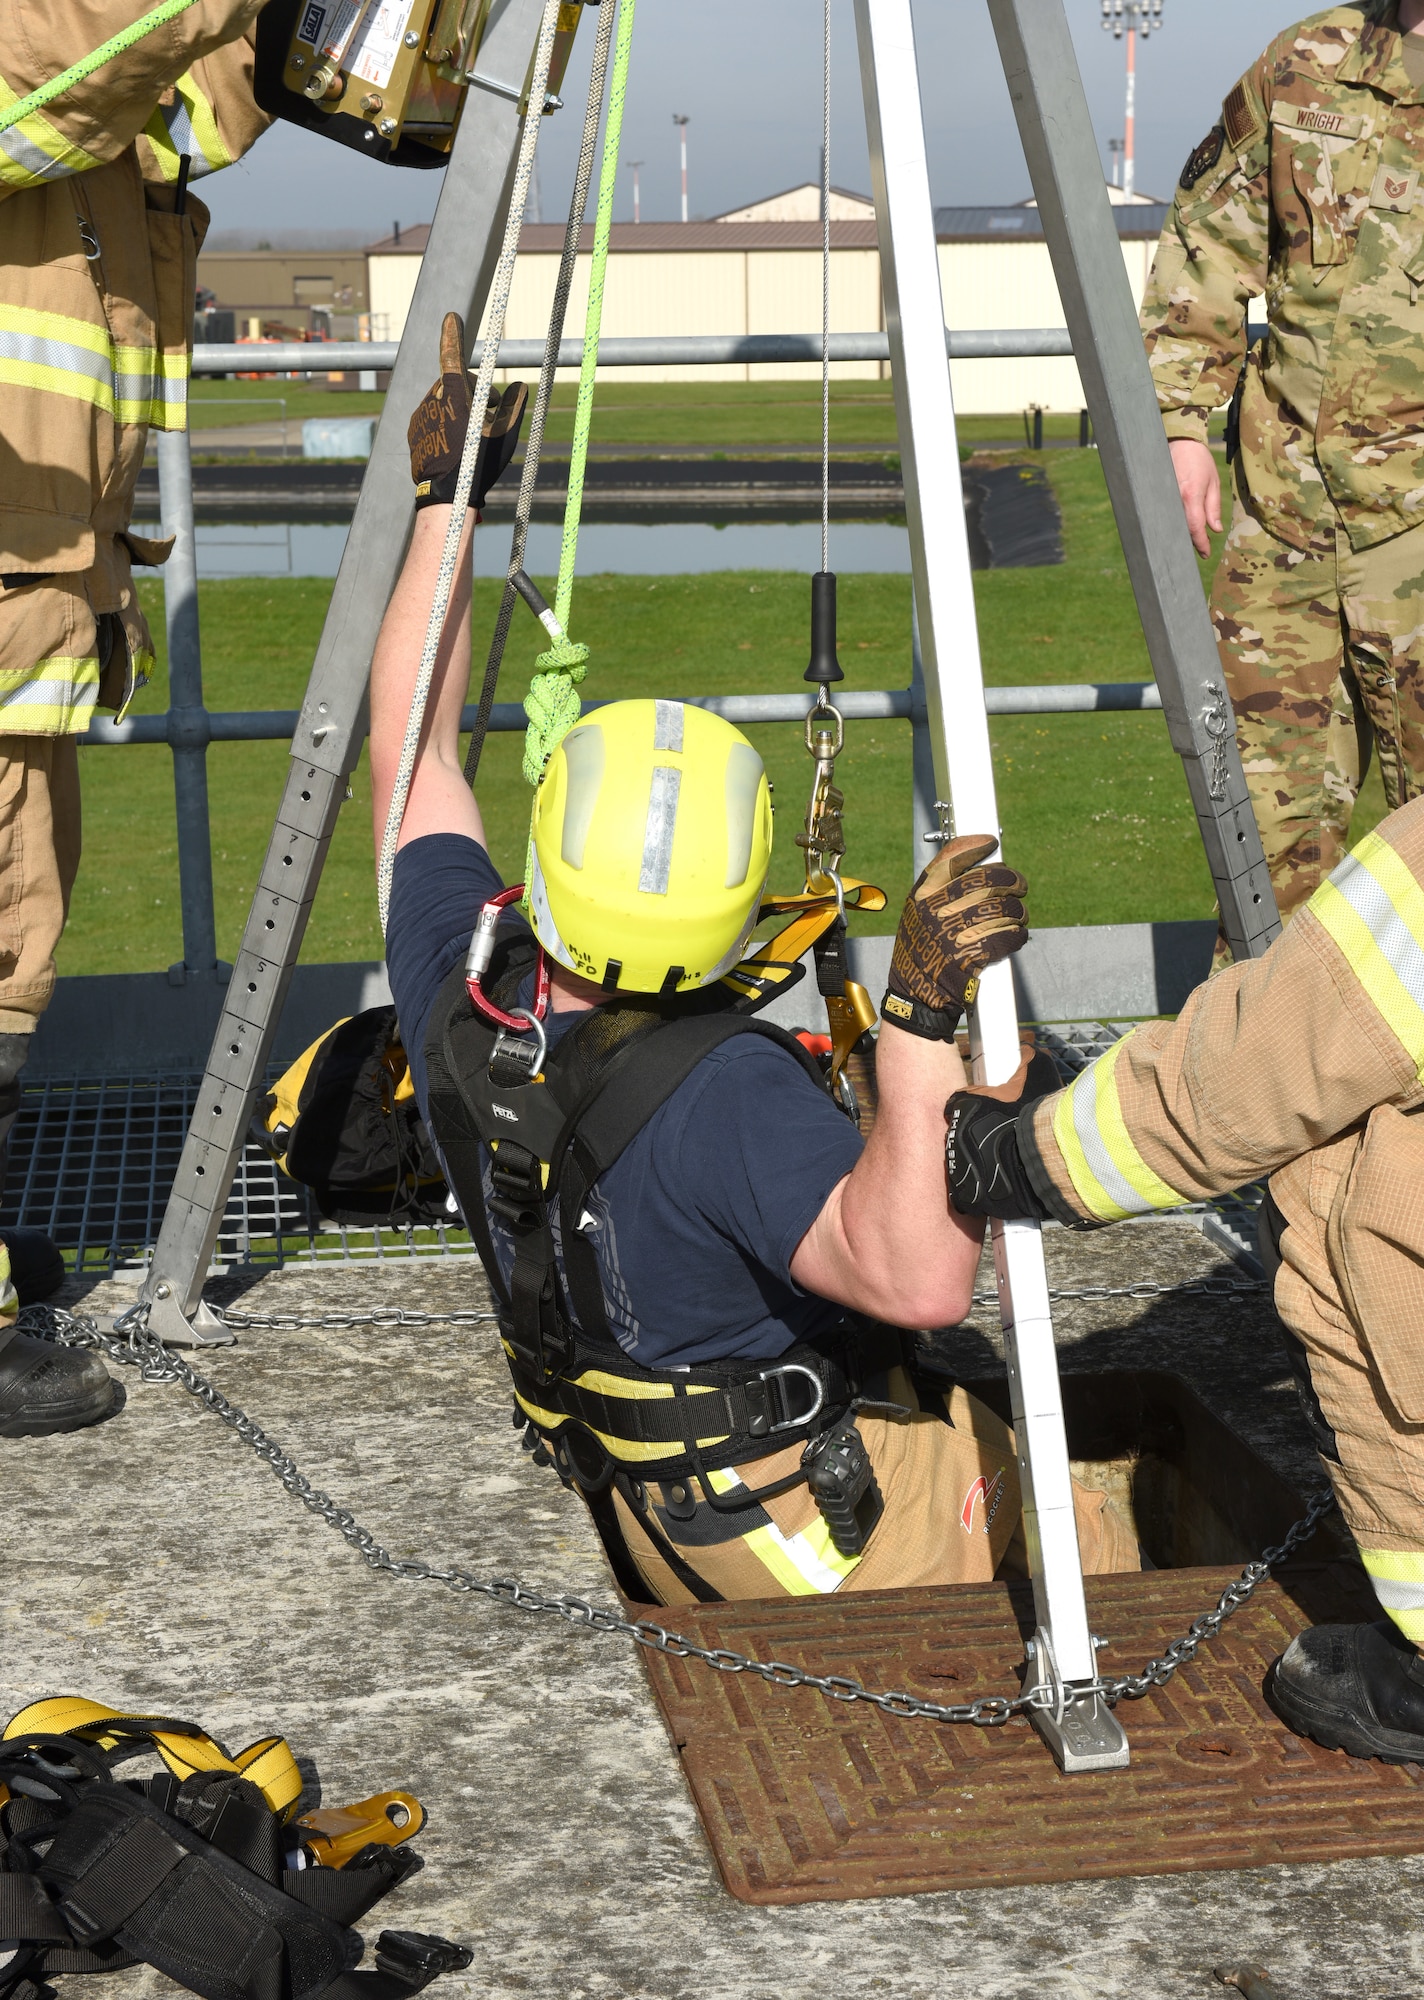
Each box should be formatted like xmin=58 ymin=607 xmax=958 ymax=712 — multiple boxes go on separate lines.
xmin=1180 ymin=124 xmax=1225 ymax=191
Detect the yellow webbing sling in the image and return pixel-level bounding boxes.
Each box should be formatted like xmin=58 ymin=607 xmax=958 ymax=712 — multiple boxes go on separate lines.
xmin=4 ymin=1697 xmax=304 ymax=1819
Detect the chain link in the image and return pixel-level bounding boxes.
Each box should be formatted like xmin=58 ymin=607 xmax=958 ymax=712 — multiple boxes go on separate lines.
xmin=211 ymin=1305 xmax=501 ymax=1333
xmin=22 ymin=1301 xmax=1333 ymax=1731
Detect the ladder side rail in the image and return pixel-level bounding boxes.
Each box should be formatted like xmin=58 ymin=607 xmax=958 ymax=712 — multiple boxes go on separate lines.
xmin=852 ymin=0 xmax=1105 ymax=1707
xmin=140 ymin=0 xmax=550 ymax=1339
xmin=986 ymin=0 xmax=1279 ymax=962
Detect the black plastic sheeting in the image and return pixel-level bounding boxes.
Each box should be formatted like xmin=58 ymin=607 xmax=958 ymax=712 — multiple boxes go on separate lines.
xmin=963 ymin=460 xmax=1065 ymax=570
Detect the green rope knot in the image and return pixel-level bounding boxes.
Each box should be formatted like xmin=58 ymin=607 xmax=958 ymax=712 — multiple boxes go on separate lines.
xmin=523 ymin=652 xmax=589 ymax=787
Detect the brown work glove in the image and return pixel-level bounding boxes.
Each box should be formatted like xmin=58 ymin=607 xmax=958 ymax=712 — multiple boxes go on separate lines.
xmin=408 ymin=310 xmax=528 ymax=513
xmin=880 ymin=833 xmax=1028 ymax=1041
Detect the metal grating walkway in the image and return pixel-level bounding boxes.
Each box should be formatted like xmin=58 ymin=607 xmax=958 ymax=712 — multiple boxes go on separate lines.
xmin=0 ymin=1071 xmax=477 ymax=1277
xmin=0 ymin=1025 xmax=1263 ymax=1278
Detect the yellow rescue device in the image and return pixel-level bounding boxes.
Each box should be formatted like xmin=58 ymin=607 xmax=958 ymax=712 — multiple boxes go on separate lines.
xmin=527 ymin=698 xmax=775 ymax=995
xmin=253 ymin=0 xmax=586 ymax=169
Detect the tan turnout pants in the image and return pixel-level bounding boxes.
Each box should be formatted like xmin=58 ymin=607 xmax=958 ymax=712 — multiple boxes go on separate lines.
xmin=612 ymin=1369 xmax=1139 ymax=1608
xmin=0 ymin=737 xmax=80 ymax=1031
xmin=1026 ymin=792 xmax=1424 ymax=1641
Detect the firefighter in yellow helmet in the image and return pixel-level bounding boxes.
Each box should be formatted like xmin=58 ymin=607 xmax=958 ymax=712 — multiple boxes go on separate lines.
xmin=362 ymin=326 xmax=1139 ymax=1607
xmin=0 ymin=1 xmax=272 ymax=1430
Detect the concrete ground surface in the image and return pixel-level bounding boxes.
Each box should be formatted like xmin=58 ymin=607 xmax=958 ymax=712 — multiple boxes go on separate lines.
xmin=4 ymin=1220 xmax=1421 ymax=2000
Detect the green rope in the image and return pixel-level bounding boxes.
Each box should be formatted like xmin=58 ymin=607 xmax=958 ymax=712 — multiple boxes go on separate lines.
xmin=522 ymin=0 xmax=636 ymax=790
xmin=0 ymin=0 xmax=204 ymax=133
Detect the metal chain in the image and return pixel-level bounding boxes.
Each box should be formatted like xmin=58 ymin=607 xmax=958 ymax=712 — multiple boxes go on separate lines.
xmin=210 ymin=1305 xmax=501 ymax=1333
xmin=22 ymin=1302 xmax=1333 ymax=1730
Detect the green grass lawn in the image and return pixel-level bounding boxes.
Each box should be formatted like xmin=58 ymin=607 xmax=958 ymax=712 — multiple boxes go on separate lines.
xmin=182 ymin=376 xmax=1149 ymax=453
xmin=61 ymin=445 xmax=1383 ymax=977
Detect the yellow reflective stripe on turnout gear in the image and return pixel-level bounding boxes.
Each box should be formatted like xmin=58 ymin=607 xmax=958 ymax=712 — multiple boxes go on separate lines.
xmin=3 ymin=1698 xmax=304 ymax=1817
xmin=0 ymin=304 xmax=116 ymax=414
xmin=0 ymin=1240 xmax=14 ymax=1327
xmin=0 ymin=654 xmax=101 ymax=735
xmin=709 ymin=1467 xmax=860 ymax=1595
xmin=1310 ymin=830 xmax=1424 ymax=1077
xmin=0 ymin=307 xmax=179 ymax=428
xmin=143 ymin=71 xmax=233 ymax=181
xmin=1360 ymin=1548 xmax=1424 ymax=1643
xmin=1051 ymin=1034 xmax=1186 ymax=1223
xmin=114 ymin=343 xmax=189 ymax=428
xmin=0 ymin=74 xmax=101 ymax=189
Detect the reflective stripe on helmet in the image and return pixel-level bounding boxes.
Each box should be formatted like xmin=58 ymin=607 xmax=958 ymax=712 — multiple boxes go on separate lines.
xmin=638 ymin=765 xmax=680 ymax=894
xmin=1309 ymin=829 xmax=1424 ymax=1076
xmin=1361 ymin=1548 xmax=1424 ymax=1643
xmin=1051 ymin=1033 xmax=1187 ymax=1223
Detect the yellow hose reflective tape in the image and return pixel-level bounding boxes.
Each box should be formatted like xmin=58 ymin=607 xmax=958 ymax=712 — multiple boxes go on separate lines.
xmin=1361 ymin=1548 xmax=1424 ymax=1642
xmin=1310 ymin=829 xmax=1424 ymax=1076
xmin=1052 ymin=1035 xmax=1184 ymax=1222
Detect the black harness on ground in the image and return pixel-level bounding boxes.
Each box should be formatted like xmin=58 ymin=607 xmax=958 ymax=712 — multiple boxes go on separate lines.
xmin=423 ymin=931 xmax=903 ymax=1592
xmin=0 ymin=1723 xmax=469 ymax=2000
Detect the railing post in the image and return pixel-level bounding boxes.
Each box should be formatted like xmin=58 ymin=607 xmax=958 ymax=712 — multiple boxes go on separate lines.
xmin=155 ymin=427 xmax=219 ymax=980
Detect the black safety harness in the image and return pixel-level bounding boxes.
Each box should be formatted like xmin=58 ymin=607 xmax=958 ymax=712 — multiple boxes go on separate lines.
xmin=0 ymin=1718 xmax=469 ymax=2000
xmin=422 ymin=931 xmax=903 ymax=1594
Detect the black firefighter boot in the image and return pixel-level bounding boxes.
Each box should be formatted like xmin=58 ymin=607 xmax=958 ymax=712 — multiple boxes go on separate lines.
xmin=1268 ymin=1621 xmax=1424 ymax=1763
xmin=0 ymin=1031 xmax=62 ymax=1305
xmin=0 ymin=1031 xmax=114 ymax=1437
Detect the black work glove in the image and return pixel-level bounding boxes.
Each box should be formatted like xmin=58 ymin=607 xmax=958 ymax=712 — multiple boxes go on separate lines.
xmin=408 ymin=311 xmax=528 ymax=512
xmin=880 ymin=834 xmax=1028 ymax=1041
xmin=945 ymin=1045 xmax=1061 ymax=1219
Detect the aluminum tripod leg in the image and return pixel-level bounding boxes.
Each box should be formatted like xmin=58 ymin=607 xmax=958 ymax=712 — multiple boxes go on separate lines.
xmin=987 ymin=0 xmax=1279 ymax=963
xmin=139 ymin=0 xmax=549 ymax=1343
xmin=854 ymin=0 xmax=1127 ymax=1771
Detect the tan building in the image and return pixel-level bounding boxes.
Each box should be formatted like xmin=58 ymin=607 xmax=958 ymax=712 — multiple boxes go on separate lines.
xmin=363 ymin=198 xmax=1183 ymax=413
xmin=712 ymin=182 xmax=875 ymax=224
xmin=197 ymin=248 xmax=370 ymax=338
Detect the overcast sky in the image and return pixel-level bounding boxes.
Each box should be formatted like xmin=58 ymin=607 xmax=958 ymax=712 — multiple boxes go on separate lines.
xmin=201 ymin=1 xmax=1293 ymax=244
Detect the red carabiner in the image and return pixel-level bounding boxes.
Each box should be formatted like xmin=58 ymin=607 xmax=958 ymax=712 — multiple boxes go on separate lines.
xmin=463 ymin=885 xmax=550 ymax=1034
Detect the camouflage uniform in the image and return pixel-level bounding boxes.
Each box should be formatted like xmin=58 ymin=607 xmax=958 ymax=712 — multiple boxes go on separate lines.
xmin=1140 ymin=3 xmax=1424 ymax=918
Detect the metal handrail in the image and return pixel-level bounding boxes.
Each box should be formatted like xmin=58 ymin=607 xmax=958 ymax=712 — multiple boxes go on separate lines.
xmin=80 ymin=680 xmax=1161 ymax=747
xmin=192 ymin=327 xmax=1076 ymax=374
xmin=129 ymin=321 xmax=1169 ymax=972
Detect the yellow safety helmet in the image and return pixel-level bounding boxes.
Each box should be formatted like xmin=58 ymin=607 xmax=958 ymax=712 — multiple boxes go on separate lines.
xmin=527 ymin=698 xmax=773 ymax=993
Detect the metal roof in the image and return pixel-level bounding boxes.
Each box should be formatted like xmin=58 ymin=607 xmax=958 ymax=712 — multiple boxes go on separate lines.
xmin=933 ymin=203 xmax=1169 ymax=241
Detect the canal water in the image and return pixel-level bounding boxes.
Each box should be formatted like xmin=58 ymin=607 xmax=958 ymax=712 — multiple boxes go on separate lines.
xmin=130 ymin=516 xmax=914 ymax=581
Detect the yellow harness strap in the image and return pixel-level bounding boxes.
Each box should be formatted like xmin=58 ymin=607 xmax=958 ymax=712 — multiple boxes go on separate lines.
xmin=4 ymin=1697 xmax=304 ymax=1820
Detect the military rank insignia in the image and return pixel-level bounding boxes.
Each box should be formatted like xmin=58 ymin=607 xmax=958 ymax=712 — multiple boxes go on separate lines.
xmin=1180 ymin=125 xmax=1226 ymax=191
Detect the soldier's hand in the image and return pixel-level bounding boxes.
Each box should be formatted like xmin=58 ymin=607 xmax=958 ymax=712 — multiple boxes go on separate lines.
xmin=1171 ymin=438 xmax=1222 ymax=557
xmin=408 ymin=311 xmax=527 ymax=512
xmin=880 ymin=834 xmax=1028 ymax=1041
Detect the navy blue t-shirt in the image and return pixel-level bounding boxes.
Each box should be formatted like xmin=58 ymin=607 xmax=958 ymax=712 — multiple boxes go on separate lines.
xmin=385 ymin=832 xmax=864 ymax=1367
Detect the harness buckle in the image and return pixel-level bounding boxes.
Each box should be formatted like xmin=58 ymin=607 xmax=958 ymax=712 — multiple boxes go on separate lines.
xmin=374 ymin=1931 xmax=475 ymax=1989
xmin=488 ymin=1143 xmax=544 ymax=1228
xmin=744 ymin=1361 xmax=826 ymax=1438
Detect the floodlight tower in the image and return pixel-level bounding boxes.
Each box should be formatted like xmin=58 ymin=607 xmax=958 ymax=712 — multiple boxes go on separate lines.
xmin=1101 ymin=0 xmax=1163 ymax=200
xmin=673 ymin=112 xmax=690 ymax=222
xmin=627 ymin=158 xmax=643 ymax=224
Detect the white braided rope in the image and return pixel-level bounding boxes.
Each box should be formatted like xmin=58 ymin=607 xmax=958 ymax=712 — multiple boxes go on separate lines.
xmin=376 ymin=0 xmax=564 ymax=932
